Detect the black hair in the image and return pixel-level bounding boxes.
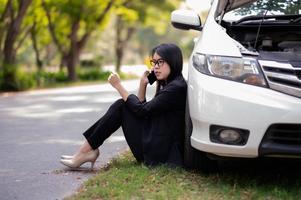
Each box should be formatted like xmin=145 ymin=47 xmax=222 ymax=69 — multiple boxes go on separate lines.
xmin=151 ymin=43 xmax=183 ymax=92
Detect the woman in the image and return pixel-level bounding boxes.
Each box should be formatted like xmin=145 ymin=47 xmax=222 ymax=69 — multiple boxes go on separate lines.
xmin=60 ymin=43 xmax=187 ymax=169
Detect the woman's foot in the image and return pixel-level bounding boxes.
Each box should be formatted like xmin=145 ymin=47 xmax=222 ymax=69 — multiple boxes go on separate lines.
xmin=60 ymin=149 xmax=99 ymax=170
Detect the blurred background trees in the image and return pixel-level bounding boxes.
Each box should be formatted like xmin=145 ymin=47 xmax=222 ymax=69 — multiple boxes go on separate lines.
xmin=0 ymin=0 xmax=33 ymax=90
xmin=42 ymin=0 xmax=114 ymax=81
xmin=0 ymin=0 xmax=200 ymax=91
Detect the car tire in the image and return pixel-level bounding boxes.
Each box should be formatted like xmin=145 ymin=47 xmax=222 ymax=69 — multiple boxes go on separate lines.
xmin=184 ymin=101 xmax=218 ymax=173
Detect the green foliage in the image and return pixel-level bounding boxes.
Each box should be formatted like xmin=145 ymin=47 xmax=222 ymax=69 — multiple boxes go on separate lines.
xmin=77 ymin=67 xmax=110 ymax=81
xmin=80 ymin=55 xmax=104 ymax=68
xmin=25 ymin=0 xmax=51 ymax=44
xmin=236 ymin=0 xmax=300 ymax=15
xmin=0 ymin=70 xmax=3 ymax=89
xmin=0 ymin=0 xmax=7 ymax=14
xmin=134 ymin=24 xmax=196 ymax=61
xmin=115 ymin=0 xmax=179 ymax=34
xmin=0 ymin=66 xmax=36 ymax=91
xmin=38 ymin=70 xmax=68 ymax=83
xmin=18 ymin=68 xmax=111 ymax=89
xmin=143 ymin=0 xmax=178 ymax=35
xmin=0 ymin=0 xmax=193 ymax=91
xmin=20 ymin=68 xmax=113 ymax=89
xmin=15 ymin=70 xmax=37 ymax=90
xmin=0 ymin=67 xmax=115 ymax=91
xmin=1 ymin=64 xmax=18 ymax=91
xmin=42 ymin=0 xmax=113 ymax=51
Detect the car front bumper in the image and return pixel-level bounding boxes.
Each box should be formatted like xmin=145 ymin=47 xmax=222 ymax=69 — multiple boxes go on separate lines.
xmin=188 ymin=66 xmax=301 ymax=158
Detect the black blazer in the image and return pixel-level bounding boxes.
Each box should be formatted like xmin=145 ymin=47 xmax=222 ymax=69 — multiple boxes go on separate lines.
xmin=125 ymin=75 xmax=187 ymax=166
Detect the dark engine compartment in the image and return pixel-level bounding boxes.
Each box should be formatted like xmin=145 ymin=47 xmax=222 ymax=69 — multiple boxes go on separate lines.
xmin=222 ymin=15 xmax=301 ymax=55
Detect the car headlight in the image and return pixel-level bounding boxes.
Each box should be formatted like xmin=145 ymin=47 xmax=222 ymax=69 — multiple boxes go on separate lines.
xmin=192 ymin=53 xmax=267 ymax=87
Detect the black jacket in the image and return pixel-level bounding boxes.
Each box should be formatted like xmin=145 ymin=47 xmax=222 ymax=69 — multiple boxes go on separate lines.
xmin=125 ymin=75 xmax=187 ymax=166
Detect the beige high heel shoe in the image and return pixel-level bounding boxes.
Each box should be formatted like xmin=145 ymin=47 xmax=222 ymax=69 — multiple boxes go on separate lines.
xmin=60 ymin=149 xmax=99 ymax=170
xmin=61 ymin=155 xmax=74 ymax=159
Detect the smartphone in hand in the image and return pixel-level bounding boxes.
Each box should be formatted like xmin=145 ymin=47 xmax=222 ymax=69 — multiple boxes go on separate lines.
xmin=147 ymin=71 xmax=157 ymax=85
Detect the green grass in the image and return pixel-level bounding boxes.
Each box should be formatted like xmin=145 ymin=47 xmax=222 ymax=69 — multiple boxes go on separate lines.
xmin=34 ymin=79 xmax=107 ymax=90
xmin=35 ymin=71 xmax=138 ymax=90
xmin=67 ymin=152 xmax=301 ymax=200
xmin=0 ymin=70 xmax=138 ymax=92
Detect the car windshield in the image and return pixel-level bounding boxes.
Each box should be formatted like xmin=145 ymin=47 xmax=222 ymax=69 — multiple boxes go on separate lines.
xmin=223 ymin=0 xmax=301 ymax=22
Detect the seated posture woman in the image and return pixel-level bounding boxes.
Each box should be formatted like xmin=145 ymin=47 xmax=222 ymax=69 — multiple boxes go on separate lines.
xmin=60 ymin=43 xmax=187 ymax=168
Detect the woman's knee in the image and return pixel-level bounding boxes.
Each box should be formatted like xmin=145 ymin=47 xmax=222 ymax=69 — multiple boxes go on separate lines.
xmin=112 ymin=98 xmax=124 ymax=105
xmin=109 ymin=98 xmax=125 ymax=111
xmin=115 ymin=98 xmax=124 ymax=104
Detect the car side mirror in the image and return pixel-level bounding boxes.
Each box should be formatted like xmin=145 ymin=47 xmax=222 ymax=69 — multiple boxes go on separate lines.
xmin=171 ymin=10 xmax=202 ymax=31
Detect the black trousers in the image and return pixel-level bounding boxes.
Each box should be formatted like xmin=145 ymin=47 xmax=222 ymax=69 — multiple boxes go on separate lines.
xmin=83 ymin=99 xmax=144 ymax=162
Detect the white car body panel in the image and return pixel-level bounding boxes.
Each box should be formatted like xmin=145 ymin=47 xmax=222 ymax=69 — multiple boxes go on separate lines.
xmin=188 ymin=63 xmax=301 ymax=157
xmin=194 ymin=0 xmax=242 ymax=57
xmin=172 ymin=0 xmax=301 ymax=158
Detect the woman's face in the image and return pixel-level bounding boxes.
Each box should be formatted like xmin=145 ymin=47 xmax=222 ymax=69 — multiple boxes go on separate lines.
xmin=151 ymin=52 xmax=171 ymax=81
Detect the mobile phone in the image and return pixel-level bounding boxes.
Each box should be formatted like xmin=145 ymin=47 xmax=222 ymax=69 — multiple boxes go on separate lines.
xmin=147 ymin=71 xmax=157 ymax=85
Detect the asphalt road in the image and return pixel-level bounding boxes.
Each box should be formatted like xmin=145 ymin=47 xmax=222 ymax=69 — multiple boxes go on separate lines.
xmin=0 ymin=79 xmax=156 ymax=200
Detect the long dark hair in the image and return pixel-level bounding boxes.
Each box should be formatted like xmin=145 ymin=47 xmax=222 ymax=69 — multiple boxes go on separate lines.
xmin=151 ymin=43 xmax=183 ymax=93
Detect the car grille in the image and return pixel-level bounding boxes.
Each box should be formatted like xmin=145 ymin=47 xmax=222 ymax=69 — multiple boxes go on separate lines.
xmin=259 ymin=60 xmax=301 ymax=98
xmin=259 ymin=124 xmax=301 ymax=156
xmin=264 ymin=124 xmax=301 ymax=145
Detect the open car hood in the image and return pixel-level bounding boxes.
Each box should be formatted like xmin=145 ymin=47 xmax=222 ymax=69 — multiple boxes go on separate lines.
xmin=217 ymin=0 xmax=256 ymax=16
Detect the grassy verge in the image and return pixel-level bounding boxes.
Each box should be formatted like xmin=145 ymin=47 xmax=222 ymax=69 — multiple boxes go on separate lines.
xmin=67 ymin=151 xmax=301 ymax=200
xmin=31 ymin=80 xmax=104 ymax=89
xmin=0 ymin=71 xmax=138 ymax=93
xmin=34 ymin=71 xmax=138 ymax=90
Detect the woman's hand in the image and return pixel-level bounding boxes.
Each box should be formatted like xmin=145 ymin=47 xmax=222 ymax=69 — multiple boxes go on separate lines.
xmin=108 ymin=72 xmax=129 ymax=101
xmin=140 ymin=70 xmax=150 ymax=86
xmin=108 ymin=72 xmax=121 ymax=89
xmin=137 ymin=70 xmax=150 ymax=102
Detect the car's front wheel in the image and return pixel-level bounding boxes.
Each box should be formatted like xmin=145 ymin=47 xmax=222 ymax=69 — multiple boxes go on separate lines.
xmin=184 ymin=101 xmax=218 ymax=173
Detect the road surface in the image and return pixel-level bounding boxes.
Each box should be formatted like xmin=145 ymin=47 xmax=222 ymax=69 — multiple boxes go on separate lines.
xmin=0 ymin=79 xmax=156 ymax=200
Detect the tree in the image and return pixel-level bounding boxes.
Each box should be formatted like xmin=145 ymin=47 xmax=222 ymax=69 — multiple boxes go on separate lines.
xmin=26 ymin=0 xmax=51 ymax=71
xmin=0 ymin=0 xmax=33 ymax=90
xmin=236 ymin=0 xmax=300 ymax=15
xmin=113 ymin=0 xmax=180 ymax=72
xmin=42 ymin=0 xmax=115 ymax=81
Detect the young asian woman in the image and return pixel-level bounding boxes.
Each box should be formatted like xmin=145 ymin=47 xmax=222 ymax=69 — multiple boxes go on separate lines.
xmin=60 ymin=43 xmax=187 ymax=169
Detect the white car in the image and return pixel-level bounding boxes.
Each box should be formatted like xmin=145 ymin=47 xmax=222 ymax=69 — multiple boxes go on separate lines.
xmin=171 ymin=0 xmax=301 ymax=171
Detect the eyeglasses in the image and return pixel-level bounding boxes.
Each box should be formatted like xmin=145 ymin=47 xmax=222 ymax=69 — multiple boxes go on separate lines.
xmin=150 ymin=59 xmax=165 ymax=67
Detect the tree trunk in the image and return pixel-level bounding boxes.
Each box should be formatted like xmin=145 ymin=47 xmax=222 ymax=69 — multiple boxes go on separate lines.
xmin=115 ymin=16 xmax=123 ymax=73
xmin=66 ymin=50 xmax=79 ymax=81
xmin=42 ymin=0 xmax=115 ymax=81
xmin=65 ymin=0 xmax=115 ymax=80
xmin=115 ymin=16 xmax=135 ymax=73
xmin=0 ymin=0 xmax=13 ymax=59
xmin=31 ymin=22 xmax=43 ymax=70
xmin=31 ymin=24 xmax=44 ymax=86
xmin=59 ymin=54 xmax=68 ymax=70
xmin=115 ymin=47 xmax=123 ymax=73
xmin=66 ymin=20 xmax=80 ymax=81
xmin=2 ymin=0 xmax=32 ymax=90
